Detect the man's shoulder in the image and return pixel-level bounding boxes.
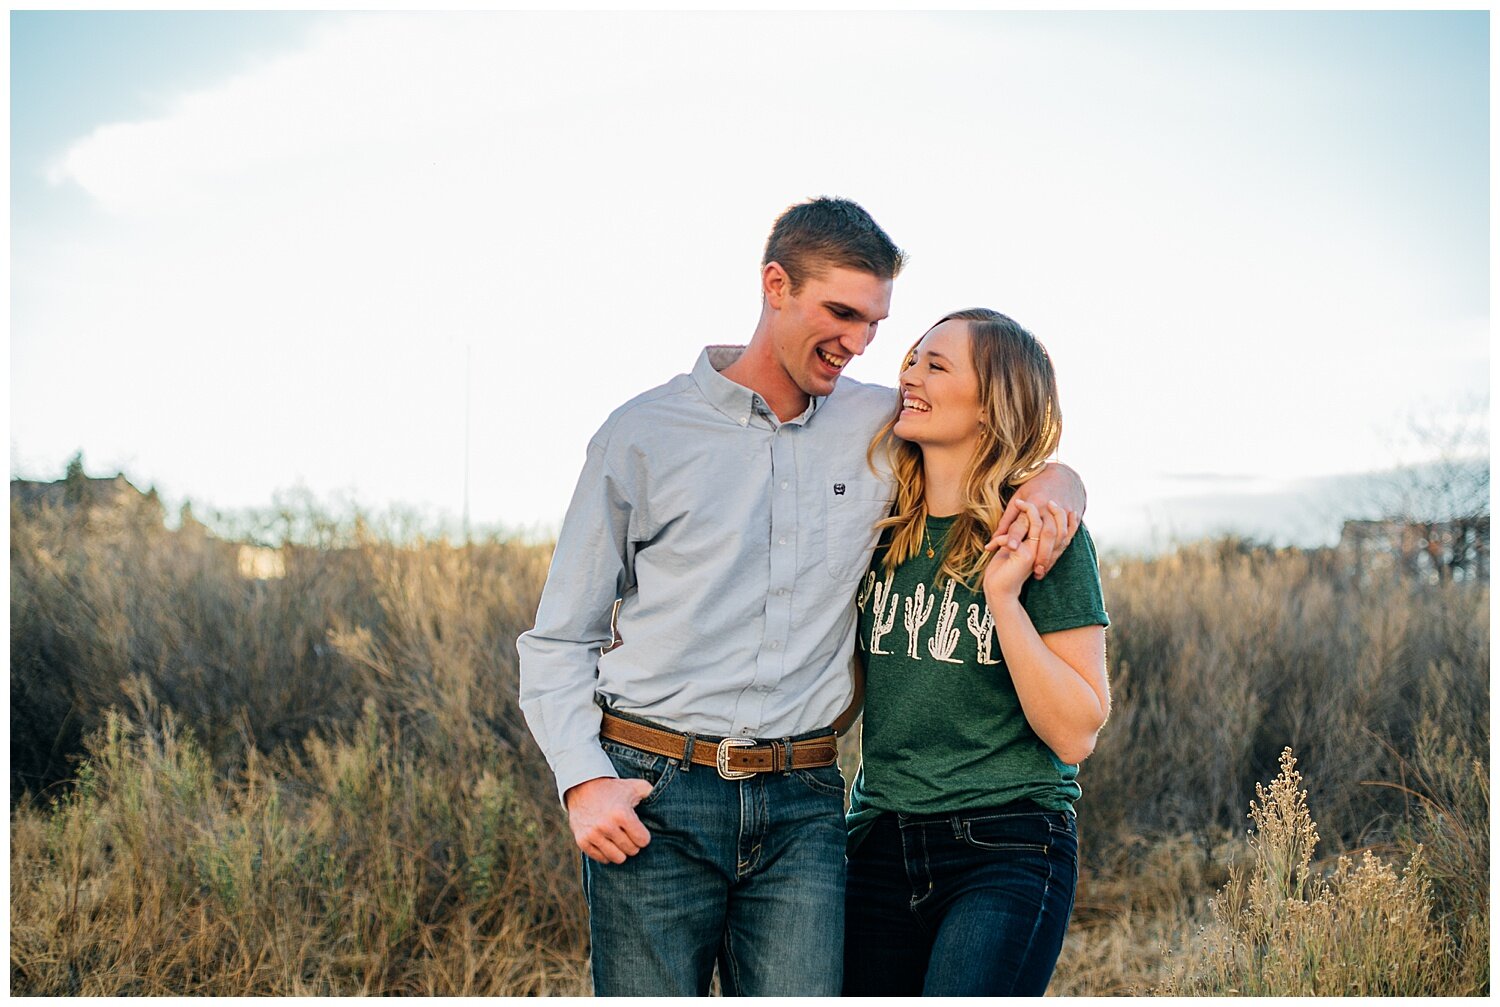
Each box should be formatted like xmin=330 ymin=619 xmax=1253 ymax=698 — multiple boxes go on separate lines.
xmin=822 ymin=374 xmax=896 ymax=425
xmin=590 ymin=371 xmax=701 ymax=451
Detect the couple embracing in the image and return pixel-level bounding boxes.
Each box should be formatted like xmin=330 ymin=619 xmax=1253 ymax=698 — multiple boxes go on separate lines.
xmin=518 ymin=197 xmax=1110 ymax=997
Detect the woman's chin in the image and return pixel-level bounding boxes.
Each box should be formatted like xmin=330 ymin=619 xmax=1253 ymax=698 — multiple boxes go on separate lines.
xmin=892 ymin=418 xmax=919 ymax=443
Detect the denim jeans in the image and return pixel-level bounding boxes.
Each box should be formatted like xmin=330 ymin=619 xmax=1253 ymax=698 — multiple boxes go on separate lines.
xmin=582 ymin=735 xmax=848 ymax=996
xmin=843 ymin=801 xmax=1078 ymax=996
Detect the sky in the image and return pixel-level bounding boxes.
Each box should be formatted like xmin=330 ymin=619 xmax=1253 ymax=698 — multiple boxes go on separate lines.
xmin=10 ymin=11 xmax=1490 ymax=552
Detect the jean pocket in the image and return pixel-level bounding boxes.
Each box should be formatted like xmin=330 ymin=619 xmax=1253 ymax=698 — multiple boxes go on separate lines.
xmin=791 ymin=763 xmax=848 ymax=799
xmin=601 ymin=742 xmax=678 ymax=807
xmin=959 ymin=813 xmax=1053 ymax=853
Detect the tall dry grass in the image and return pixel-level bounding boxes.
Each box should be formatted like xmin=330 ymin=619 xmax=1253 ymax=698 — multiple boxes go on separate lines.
xmin=9 ymin=495 xmax=1489 ymax=995
xmin=11 ymin=496 xmax=586 ymax=994
xmin=1161 ymin=748 xmax=1486 ymax=995
xmin=1085 ymin=537 xmax=1488 ymax=847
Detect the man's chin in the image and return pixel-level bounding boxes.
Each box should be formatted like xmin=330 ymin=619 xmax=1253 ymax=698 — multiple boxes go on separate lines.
xmin=801 ymin=371 xmax=840 ymax=397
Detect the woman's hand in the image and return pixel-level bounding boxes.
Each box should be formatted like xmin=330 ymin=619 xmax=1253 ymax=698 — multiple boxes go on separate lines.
xmin=988 ymin=463 xmax=1084 ymax=579
xmin=984 ymin=499 xmax=1057 ymax=601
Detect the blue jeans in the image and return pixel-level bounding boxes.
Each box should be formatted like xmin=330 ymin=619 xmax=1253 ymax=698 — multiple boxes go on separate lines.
xmin=582 ymin=735 xmax=848 ymax=996
xmin=843 ymin=802 xmax=1078 ymax=996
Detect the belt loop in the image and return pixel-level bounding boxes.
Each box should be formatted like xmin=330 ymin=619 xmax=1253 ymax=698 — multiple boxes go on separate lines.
xmin=681 ymin=733 xmax=695 ymax=772
xmin=781 ymin=738 xmax=794 ymax=776
xmin=950 ymin=815 xmax=963 ymax=839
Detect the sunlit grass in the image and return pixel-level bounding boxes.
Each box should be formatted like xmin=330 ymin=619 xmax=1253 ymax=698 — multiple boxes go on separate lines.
xmin=9 ymin=493 xmax=1488 ymax=994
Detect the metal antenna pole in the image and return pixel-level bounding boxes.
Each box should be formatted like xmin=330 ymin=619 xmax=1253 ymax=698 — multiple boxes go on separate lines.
xmin=463 ymin=342 xmax=472 ymax=545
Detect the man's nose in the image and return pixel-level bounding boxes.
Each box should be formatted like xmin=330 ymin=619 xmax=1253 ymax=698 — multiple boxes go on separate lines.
xmin=841 ymin=324 xmax=876 ymax=356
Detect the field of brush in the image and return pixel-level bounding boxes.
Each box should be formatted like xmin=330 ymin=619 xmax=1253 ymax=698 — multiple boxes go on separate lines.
xmin=9 ymin=491 xmax=1489 ymax=995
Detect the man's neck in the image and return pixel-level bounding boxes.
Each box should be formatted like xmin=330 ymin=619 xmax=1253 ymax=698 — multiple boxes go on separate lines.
xmin=719 ymin=341 xmax=810 ymax=423
xmin=921 ymin=446 xmax=970 ymax=517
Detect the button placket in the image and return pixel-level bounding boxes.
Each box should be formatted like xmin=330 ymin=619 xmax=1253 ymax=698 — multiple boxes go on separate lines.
xmin=752 ymin=430 xmax=796 ymax=725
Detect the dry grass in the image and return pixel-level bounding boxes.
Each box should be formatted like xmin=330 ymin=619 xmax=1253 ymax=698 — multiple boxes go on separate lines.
xmin=1161 ymin=749 xmax=1486 ymax=996
xmin=10 ymin=706 xmax=588 ymax=994
xmin=9 ymin=495 xmax=1490 ymax=995
xmin=1085 ymin=538 xmax=1489 ymax=847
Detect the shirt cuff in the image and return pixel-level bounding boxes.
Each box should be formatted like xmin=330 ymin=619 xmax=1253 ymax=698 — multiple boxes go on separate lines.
xmin=553 ymin=745 xmax=622 ymax=807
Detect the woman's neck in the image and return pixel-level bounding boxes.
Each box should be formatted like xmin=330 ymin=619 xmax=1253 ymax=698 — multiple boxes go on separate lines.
xmin=920 ymin=446 xmax=969 ymax=518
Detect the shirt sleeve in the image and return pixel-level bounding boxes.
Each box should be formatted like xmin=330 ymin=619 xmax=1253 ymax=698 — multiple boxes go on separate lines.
xmin=518 ymin=434 xmax=637 ymax=803
xmin=1020 ymin=524 xmax=1110 ymax=636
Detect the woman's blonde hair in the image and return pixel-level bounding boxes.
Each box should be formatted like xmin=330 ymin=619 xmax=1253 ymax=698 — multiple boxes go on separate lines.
xmin=867 ymin=308 xmax=1062 ymax=585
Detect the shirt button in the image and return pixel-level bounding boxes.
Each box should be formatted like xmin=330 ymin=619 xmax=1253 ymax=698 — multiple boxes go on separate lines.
xmin=740 ymin=727 xmax=753 ymax=736
xmin=769 ymin=640 xmax=781 ymax=651
xmin=739 ymin=416 xmax=749 ymax=426
xmin=780 ymin=481 xmax=789 ymax=490
xmin=778 ymin=537 xmax=787 ymax=545
xmin=778 ymin=588 xmax=789 ymax=597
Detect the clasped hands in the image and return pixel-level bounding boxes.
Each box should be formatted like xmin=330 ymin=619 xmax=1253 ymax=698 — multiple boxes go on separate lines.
xmin=985 ymin=497 xmax=1075 ymax=599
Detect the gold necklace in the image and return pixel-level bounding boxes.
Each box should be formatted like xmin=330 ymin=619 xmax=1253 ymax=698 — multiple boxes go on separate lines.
xmin=924 ymin=521 xmax=936 ymax=559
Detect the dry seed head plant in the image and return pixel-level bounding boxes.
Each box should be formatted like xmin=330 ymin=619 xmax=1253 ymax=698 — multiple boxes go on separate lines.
xmin=8 ymin=485 xmax=1490 ymax=995
xmin=1162 ymin=748 xmax=1478 ymax=996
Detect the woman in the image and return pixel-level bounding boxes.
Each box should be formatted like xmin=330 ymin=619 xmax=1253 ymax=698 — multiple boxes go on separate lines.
xmin=843 ymin=308 xmax=1110 ymax=997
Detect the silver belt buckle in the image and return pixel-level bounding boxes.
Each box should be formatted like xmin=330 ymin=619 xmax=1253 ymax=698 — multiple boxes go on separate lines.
xmin=716 ymin=738 xmax=757 ymax=780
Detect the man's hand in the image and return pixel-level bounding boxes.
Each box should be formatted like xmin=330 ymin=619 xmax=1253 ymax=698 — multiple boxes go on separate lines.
xmin=988 ymin=463 xmax=1086 ymax=579
xmin=565 ymin=776 xmax=655 ymax=864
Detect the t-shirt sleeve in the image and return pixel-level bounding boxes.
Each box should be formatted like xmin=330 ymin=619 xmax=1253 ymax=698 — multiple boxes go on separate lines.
xmin=1018 ymin=523 xmax=1110 ymax=636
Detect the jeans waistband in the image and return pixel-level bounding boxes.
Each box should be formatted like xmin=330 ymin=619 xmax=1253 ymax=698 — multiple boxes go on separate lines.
xmin=895 ymin=799 xmax=1073 ymax=827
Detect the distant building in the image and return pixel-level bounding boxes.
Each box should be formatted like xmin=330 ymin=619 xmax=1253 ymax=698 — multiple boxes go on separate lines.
xmin=1337 ymin=516 xmax=1489 ymax=583
xmin=236 ymin=545 xmax=287 ymax=580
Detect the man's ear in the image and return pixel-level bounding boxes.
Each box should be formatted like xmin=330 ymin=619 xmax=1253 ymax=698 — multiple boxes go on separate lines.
xmin=762 ymin=261 xmax=791 ymax=308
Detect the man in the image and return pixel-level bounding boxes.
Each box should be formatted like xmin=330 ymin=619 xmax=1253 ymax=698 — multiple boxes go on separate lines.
xmin=518 ymin=197 xmax=1084 ymax=995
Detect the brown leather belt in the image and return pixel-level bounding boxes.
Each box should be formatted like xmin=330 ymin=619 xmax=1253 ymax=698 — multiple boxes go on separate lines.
xmin=599 ymin=711 xmax=839 ymax=781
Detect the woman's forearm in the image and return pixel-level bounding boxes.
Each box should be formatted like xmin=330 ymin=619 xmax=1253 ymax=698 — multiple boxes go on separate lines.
xmin=985 ymin=594 xmax=1108 ymax=765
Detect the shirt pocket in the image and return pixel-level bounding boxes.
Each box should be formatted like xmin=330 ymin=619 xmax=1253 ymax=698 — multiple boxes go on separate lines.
xmin=824 ymin=489 xmax=892 ymax=583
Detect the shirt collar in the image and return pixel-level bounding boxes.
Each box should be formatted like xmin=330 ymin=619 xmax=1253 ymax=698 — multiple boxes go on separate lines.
xmin=692 ymin=345 xmax=823 ymax=426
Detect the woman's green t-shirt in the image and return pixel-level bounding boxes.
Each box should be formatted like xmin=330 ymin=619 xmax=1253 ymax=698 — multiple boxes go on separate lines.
xmin=847 ymin=516 xmax=1109 ymax=850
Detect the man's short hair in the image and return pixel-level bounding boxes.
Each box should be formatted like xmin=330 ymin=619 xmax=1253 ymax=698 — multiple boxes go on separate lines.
xmin=762 ymin=197 xmax=906 ymax=293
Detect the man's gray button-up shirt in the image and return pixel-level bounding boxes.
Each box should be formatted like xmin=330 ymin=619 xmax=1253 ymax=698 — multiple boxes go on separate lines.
xmin=518 ymin=345 xmax=897 ymax=799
